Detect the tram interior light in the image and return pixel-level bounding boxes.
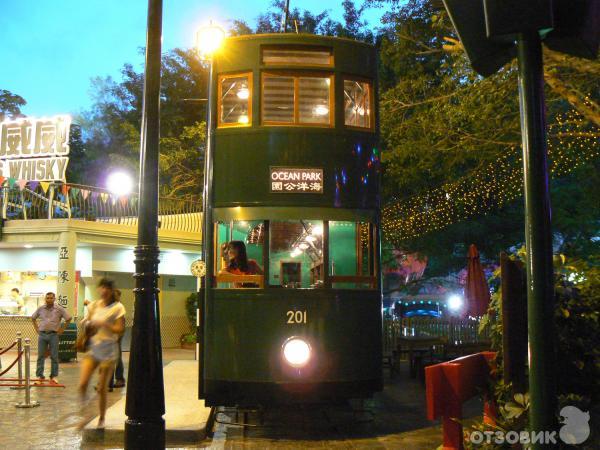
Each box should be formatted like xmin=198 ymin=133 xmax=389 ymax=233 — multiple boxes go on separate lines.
xmin=238 ymin=115 xmax=249 ymax=124
xmin=312 ymin=225 xmax=323 ymax=236
xmin=305 ymin=235 xmax=316 ymax=243
xmin=237 ymin=87 xmax=250 ymax=99
xmin=447 ymin=294 xmax=463 ymax=311
xmin=107 ymin=172 xmax=133 ymax=197
xmin=298 ymin=243 xmax=309 ymax=250
xmin=282 ymin=337 xmax=311 ymax=368
xmin=314 ymin=105 xmax=329 ymax=116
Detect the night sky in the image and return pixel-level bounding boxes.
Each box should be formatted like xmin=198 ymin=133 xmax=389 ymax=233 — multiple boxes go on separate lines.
xmin=0 ymin=0 xmax=384 ymax=117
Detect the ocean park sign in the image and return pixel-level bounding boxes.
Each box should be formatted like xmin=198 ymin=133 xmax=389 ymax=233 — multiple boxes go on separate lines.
xmin=0 ymin=115 xmax=71 ymax=182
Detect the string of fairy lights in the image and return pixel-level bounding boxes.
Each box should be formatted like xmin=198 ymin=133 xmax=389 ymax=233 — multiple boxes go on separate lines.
xmin=382 ymin=108 xmax=600 ymax=244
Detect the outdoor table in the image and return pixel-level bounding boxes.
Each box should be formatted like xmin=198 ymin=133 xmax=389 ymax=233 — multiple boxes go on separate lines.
xmin=396 ymin=337 xmax=448 ymax=378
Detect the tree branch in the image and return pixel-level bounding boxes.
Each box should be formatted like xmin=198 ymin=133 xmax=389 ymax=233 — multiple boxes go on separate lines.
xmin=544 ymin=71 xmax=600 ymax=128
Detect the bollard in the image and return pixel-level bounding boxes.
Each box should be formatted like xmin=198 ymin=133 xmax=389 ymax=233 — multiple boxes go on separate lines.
xmin=15 ymin=338 xmax=40 ymax=408
xmin=10 ymin=332 xmax=24 ymax=390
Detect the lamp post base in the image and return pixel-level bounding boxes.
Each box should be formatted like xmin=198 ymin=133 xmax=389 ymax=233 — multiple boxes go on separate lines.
xmin=124 ymin=418 xmax=165 ymax=449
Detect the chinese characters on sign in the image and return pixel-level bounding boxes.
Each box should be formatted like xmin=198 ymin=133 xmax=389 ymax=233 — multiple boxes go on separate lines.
xmin=0 ymin=115 xmax=71 ymax=181
xmin=270 ymin=167 xmax=324 ymax=194
xmin=59 ymin=246 xmax=69 ymax=260
xmin=58 ymin=270 xmax=69 ymax=284
xmin=57 ymin=295 xmax=68 ymax=307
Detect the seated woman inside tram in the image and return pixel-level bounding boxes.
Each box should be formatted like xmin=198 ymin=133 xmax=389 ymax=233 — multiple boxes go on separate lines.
xmin=219 ymin=241 xmax=263 ymax=287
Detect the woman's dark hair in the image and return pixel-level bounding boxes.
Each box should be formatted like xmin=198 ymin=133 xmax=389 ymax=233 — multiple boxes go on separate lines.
xmin=97 ymin=278 xmax=117 ymax=303
xmin=227 ymin=241 xmax=249 ymax=273
xmin=97 ymin=278 xmax=115 ymax=290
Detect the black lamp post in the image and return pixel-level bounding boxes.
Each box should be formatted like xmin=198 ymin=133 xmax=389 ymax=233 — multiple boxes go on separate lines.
xmin=124 ymin=0 xmax=165 ymax=448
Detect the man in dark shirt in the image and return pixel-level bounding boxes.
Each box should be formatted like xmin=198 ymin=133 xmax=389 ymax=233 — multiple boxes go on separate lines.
xmin=31 ymin=292 xmax=72 ymax=383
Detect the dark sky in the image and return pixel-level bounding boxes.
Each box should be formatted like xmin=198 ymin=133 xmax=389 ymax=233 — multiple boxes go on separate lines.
xmin=0 ymin=0 xmax=384 ymax=117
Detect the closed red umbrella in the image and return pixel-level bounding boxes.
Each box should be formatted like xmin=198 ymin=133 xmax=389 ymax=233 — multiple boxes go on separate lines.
xmin=465 ymin=244 xmax=491 ymax=317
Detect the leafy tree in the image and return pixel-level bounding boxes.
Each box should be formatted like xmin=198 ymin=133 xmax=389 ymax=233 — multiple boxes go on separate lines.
xmin=77 ymin=49 xmax=208 ymax=199
xmin=0 ymin=89 xmax=26 ymax=121
xmin=370 ymin=0 xmax=599 ymax=276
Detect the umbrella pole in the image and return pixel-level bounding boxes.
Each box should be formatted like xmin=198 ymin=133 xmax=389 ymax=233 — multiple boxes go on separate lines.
xmin=516 ymin=30 xmax=557 ymax=442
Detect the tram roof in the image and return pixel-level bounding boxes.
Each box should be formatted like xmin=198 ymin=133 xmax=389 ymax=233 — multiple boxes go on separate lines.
xmin=223 ymin=33 xmax=375 ymax=49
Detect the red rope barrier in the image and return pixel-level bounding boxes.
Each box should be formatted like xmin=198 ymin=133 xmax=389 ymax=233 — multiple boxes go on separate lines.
xmin=0 ymin=341 xmax=17 ymax=355
xmin=0 ymin=350 xmax=23 ymax=377
xmin=0 ymin=383 xmax=65 ymax=388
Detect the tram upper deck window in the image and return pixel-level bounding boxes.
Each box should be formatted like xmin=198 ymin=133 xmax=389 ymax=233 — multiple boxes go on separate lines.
xmin=262 ymin=73 xmax=333 ymax=126
xmin=329 ymin=221 xmax=376 ymax=289
xmin=215 ymin=220 xmax=265 ymax=288
xmin=344 ymin=79 xmax=372 ymax=129
xmin=218 ymin=73 xmax=252 ymax=127
xmin=269 ymin=221 xmax=324 ymax=288
xmin=262 ymin=46 xmax=333 ymax=66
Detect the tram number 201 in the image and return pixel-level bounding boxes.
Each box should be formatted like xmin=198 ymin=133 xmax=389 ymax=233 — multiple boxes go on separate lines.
xmin=286 ymin=310 xmax=307 ymax=324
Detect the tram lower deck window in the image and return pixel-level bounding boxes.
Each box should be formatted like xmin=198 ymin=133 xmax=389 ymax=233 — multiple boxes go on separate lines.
xmin=212 ymin=220 xmax=376 ymax=290
xmin=329 ymin=221 xmax=376 ymax=289
xmin=269 ymin=220 xmax=324 ymax=288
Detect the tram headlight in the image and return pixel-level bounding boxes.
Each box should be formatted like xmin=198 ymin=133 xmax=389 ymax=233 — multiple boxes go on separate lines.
xmin=282 ymin=337 xmax=311 ymax=368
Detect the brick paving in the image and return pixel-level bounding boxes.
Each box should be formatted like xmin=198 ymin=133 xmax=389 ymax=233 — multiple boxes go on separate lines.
xmin=0 ymin=348 xmax=476 ymax=449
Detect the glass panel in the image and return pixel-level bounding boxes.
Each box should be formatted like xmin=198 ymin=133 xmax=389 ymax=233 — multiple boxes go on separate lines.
xmin=263 ymin=47 xmax=331 ymax=66
xmin=329 ymin=221 xmax=374 ymax=289
xmin=263 ymin=75 xmax=295 ymax=123
xmin=269 ymin=220 xmax=324 ymax=288
xmin=220 ymin=75 xmax=251 ymax=125
xmin=215 ymin=220 xmax=264 ymax=288
xmin=299 ymin=77 xmax=330 ymax=124
xmin=344 ymin=80 xmax=371 ymax=128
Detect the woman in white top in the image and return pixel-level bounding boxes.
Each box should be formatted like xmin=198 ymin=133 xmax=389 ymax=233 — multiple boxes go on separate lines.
xmin=78 ymin=278 xmax=125 ymax=428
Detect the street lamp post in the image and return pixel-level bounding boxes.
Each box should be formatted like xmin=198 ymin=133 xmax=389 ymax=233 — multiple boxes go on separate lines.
xmin=196 ymin=22 xmax=225 ymax=398
xmin=124 ymin=0 xmax=165 ymax=448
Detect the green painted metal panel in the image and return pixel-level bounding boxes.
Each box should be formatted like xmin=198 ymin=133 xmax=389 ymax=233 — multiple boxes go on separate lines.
xmin=205 ymin=289 xmax=382 ymax=383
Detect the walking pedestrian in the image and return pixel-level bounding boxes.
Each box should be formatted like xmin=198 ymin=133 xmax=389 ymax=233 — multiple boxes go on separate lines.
xmin=31 ymin=292 xmax=72 ymax=383
xmin=109 ymin=289 xmax=126 ymax=390
xmin=78 ymin=278 xmax=125 ymax=429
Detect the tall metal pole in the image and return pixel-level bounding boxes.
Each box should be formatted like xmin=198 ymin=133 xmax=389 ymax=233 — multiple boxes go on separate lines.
xmin=125 ymin=0 xmax=165 ymax=448
xmin=201 ymin=56 xmax=216 ymax=395
xmin=516 ymin=30 xmax=556 ymax=444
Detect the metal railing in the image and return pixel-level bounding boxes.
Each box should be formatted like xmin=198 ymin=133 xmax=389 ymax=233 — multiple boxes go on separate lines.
xmin=383 ymin=317 xmax=489 ymax=352
xmin=0 ymin=182 xmax=201 ymax=234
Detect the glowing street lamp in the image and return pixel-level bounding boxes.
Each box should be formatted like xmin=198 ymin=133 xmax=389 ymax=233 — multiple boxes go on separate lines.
xmin=107 ymin=171 xmax=133 ymax=197
xmin=195 ymin=22 xmax=225 ymax=59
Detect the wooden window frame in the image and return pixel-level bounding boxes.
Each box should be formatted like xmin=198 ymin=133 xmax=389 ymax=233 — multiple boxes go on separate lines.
xmin=343 ymin=77 xmax=374 ymax=132
xmin=261 ymin=45 xmax=334 ymax=68
xmin=261 ymin=71 xmax=334 ymax=128
xmin=217 ymin=71 xmax=253 ymax=128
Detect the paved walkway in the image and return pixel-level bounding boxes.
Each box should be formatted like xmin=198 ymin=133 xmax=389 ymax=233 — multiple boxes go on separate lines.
xmin=0 ymin=349 xmax=478 ymax=449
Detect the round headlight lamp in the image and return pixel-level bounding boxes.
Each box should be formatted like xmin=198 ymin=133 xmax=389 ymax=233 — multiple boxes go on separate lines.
xmin=282 ymin=337 xmax=311 ymax=368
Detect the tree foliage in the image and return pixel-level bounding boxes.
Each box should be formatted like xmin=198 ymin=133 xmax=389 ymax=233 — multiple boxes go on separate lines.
xmin=371 ymin=0 xmax=599 ymax=275
xmin=0 ymin=89 xmax=26 ymax=121
xmin=77 ymin=49 xmax=208 ymax=198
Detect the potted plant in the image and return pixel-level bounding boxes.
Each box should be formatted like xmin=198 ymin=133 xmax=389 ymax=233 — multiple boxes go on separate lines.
xmin=180 ymin=292 xmax=199 ymax=349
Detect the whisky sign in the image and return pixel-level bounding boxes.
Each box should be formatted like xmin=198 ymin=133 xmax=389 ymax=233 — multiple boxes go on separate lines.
xmin=0 ymin=115 xmax=71 ymax=182
xmin=270 ymin=167 xmax=323 ymax=194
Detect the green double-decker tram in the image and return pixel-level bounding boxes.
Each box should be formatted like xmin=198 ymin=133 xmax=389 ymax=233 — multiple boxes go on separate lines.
xmin=200 ymin=33 xmax=382 ymax=407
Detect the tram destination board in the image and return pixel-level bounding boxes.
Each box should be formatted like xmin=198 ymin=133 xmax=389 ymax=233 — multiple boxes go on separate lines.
xmin=270 ymin=167 xmax=323 ymax=194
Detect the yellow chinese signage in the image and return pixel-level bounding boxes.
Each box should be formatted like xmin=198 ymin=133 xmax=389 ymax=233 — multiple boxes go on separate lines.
xmin=0 ymin=115 xmax=71 ymax=181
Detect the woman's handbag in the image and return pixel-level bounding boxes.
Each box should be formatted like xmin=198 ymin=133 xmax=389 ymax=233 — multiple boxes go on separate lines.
xmin=75 ymin=322 xmax=95 ymax=353
xmin=75 ymin=303 xmax=97 ymax=353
